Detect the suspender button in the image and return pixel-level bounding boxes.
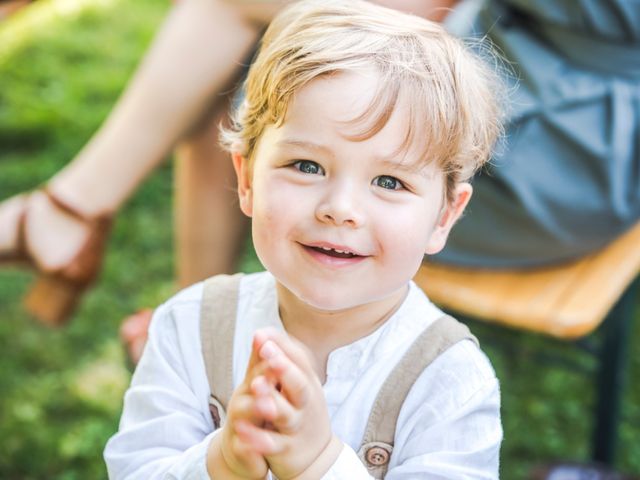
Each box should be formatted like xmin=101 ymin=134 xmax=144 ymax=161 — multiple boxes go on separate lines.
xmin=366 ymin=446 xmax=390 ymax=466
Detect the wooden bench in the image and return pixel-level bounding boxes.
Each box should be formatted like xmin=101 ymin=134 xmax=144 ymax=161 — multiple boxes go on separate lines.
xmin=414 ymin=221 xmax=640 ymax=465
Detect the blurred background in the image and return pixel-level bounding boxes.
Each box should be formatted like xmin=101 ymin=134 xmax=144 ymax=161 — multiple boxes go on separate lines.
xmin=0 ymin=0 xmax=638 ymax=478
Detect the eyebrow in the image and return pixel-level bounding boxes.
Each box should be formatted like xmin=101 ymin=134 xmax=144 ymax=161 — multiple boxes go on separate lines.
xmin=277 ymin=139 xmax=335 ymax=158
xmin=277 ymin=138 xmax=426 ymax=174
xmin=376 ymin=158 xmax=427 ymax=175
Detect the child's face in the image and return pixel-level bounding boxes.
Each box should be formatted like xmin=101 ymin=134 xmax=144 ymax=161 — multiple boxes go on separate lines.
xmin=233 ymin=70 xmax=470 ymax=312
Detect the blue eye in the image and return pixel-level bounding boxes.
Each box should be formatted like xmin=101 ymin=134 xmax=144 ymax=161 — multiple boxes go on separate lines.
xmin=294 ymin=160 xmax=324 ymax=175
xmin=374 ymin=175 xmax=403 ymax=190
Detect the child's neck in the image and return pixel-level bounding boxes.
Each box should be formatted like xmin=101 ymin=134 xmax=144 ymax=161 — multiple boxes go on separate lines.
xmin=276 ymin=283 xmax=409 ymax=382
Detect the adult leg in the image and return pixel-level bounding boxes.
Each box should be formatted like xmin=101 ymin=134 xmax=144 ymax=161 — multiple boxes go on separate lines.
xmin=0 ymin=0 xmax=261 ymax=274
xmin=174 ymin=98 xmax=250 ymax=288
xmin=122 ymin=97 xmax=250 ymax=363
xmin=0 ymin=0 xmax=265 ymax=325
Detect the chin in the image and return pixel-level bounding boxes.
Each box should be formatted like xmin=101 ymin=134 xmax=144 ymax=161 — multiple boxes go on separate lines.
xmin=299 ymin=291 xmax=355 ymax=312
xmin=285 ymin=281 xmax=361 ymax=312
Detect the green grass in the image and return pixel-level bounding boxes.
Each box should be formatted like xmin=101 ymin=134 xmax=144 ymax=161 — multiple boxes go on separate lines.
xmin=0 ymin=0 xmax=638 ymax=478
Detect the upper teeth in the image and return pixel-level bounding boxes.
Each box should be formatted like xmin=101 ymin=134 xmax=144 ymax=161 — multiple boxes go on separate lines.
xmin=320 ymin=246 xmax=351 ymax=254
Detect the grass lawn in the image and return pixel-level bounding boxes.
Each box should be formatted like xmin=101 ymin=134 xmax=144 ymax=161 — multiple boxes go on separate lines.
xmin=0 ymin=0 xmax=638 ymax=478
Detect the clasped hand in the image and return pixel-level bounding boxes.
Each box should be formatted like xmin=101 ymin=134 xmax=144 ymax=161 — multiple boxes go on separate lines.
xmin=208 ymin=328 xmax=343 ymax=480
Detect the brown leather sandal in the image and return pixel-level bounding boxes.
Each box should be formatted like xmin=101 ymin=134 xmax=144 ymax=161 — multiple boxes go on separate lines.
xmin=0 ymin=188 xmax=112 ymax=326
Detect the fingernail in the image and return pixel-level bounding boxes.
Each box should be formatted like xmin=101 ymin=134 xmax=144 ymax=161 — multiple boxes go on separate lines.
xmin=251 ymin=377 xmax=267 ymax=395
xmin=260 ymin=340 xmax=278 ymax=359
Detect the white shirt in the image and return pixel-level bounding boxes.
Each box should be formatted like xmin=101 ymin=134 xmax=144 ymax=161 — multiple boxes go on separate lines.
xmin=104 ymin=271 xmax=502 ymax=479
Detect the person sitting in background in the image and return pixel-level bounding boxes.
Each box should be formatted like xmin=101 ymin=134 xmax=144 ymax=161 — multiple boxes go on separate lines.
xmin=435 ymin=0 xmax=640 ymax=268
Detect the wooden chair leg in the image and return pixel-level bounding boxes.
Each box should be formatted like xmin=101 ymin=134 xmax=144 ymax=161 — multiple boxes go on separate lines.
xmin=592 ymin=279 xmax=638 ymax=464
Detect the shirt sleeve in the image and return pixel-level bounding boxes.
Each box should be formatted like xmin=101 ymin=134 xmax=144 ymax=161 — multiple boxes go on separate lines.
xmin=320 ymin=445 xmax=373 ymax=480
xmin=104 ymin=300 xmax=216 ymax=480
xmin=388 ymin=341 xmax=502 ymax=479
xmin=385 ymin=378 xmax=501 ymax=479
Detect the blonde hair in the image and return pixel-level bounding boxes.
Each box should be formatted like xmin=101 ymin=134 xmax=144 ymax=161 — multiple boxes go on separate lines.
xmin=221 ymin=0 xmax=503 ymax=203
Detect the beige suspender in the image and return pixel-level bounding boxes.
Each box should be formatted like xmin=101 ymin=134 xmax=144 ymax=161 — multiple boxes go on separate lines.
xmin=199 ymin=273 xmax=243 ymax=429
xmin=199 ymin=275 xmax=477 ymax=478
xmin=357 ymin=315 xmax=478 ymax=479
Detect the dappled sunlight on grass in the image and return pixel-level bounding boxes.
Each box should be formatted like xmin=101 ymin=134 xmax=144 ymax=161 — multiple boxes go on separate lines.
xmin=0 ymin=0 xmax=120 ymax=63
xmin=70 ymin=341 xmax=130 ymax=412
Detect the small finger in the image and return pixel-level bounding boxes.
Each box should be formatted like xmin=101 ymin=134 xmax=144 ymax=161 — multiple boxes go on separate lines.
xmin=266 ymin=386 xmax=301 ymax=434
xmin=228 ymin=392 xmax=264 ymax=426
xmin=252 ymin=327 xmax=278 ymax=352
xmin=250 ymin=376 xmax=278 ymax=421
xmin=247 ymin=328 xmax=283 ymax=376
xmin=242 ymin=358 xmax=278 ymax=394
xmin=250 ymin=375 xmax=304 ymax=434
xmin=246 ymin=334 xmax=263 ymax=373
xmin=263 ymin=346 xmax=310 ymax=409
xmin=234 ymin=419 xmax=289 ymax=456
xmin=257 ymin=330 xmax=318 ymax=378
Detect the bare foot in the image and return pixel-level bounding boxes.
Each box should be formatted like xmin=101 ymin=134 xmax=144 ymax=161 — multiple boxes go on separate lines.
xmin=120 ymin=309 xmax=154 ymax=366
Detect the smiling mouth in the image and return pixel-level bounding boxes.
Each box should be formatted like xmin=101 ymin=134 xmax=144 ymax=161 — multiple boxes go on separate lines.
xmin=308 ymin=245 xmax=360 ymax=259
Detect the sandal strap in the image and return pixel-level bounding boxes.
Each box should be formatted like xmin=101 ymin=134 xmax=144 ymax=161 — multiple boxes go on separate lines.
xmin=42 ymin=187 xmax=112 ymax=227
xmin=8 ymin=187 xmax=113 ymax=278
xmin=1 ymin=186 xmax=113 ymax=300
xmin=38 ymin=186 xmax=114 ymax=282
xmin=14 ymin=198 xmax=28 ymax=260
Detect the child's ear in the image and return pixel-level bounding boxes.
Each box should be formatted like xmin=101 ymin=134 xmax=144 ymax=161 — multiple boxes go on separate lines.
xmin=232 ymin=152 xmax=253 ymax=217
xmin=424 ymin=182 xmax=472 ymax=255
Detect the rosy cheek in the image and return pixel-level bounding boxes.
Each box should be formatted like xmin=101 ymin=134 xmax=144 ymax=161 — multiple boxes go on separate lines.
xmin=260 ymin=206 xmax=276 ymax=223
xmin=378 ymin=216 xmax=429 ymax=261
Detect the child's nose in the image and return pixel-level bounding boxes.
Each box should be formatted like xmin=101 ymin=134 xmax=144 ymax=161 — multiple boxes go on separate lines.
xmin=315 ymin=182 xmax=365 ymax=227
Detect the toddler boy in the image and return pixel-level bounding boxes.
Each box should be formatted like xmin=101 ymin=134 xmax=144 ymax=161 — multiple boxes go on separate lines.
xmin=105 ymin=1 xmax=503 ymax=478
